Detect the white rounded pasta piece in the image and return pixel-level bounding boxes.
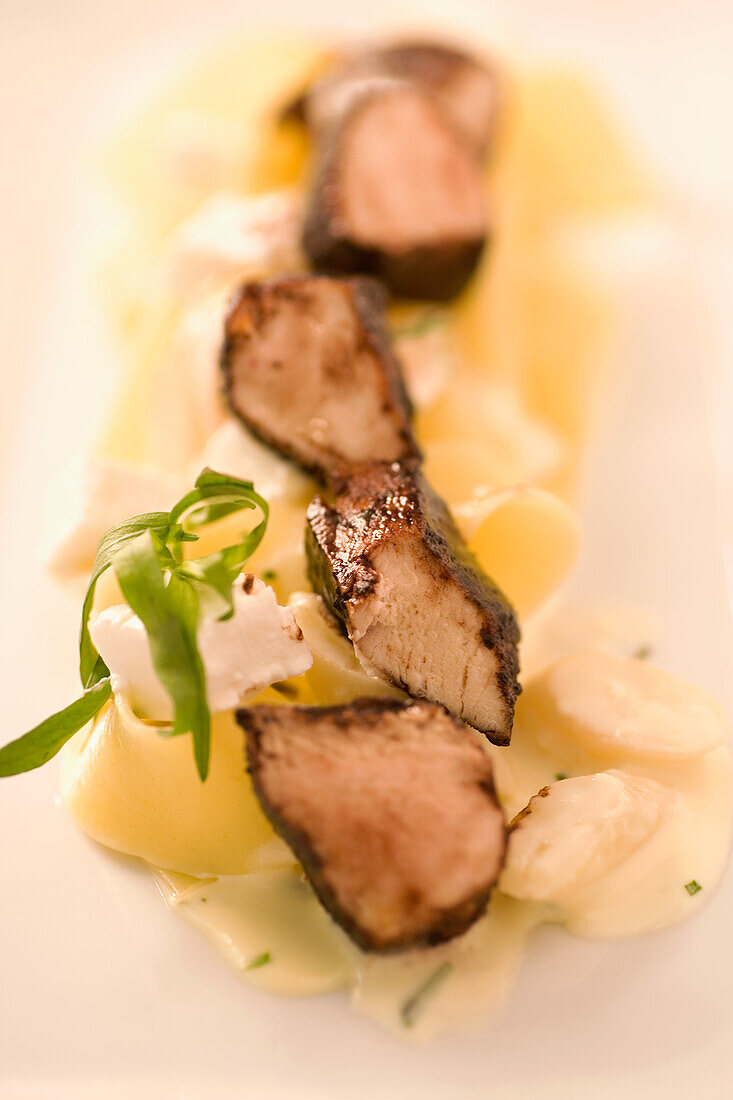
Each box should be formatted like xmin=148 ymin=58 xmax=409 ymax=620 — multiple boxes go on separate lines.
xmin=501 ymin=770 xmax=670 ymax=904
xmin=457 ymin=486 xmax=579 ymax=620
xmin=519 ymin=600 xmax=658 ymax=681
xmin=289 ymin=592 xmax=404 ymax=705
xmin=61 ymin=697 xmax=278 ymax=877
xmin=523 ymin=650 xmax=730 ymax=764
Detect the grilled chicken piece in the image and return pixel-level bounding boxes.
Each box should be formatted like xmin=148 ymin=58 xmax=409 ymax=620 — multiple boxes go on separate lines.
xmin=240 ymin=698 xmax=506 ymax=952
xmin=302 ymin=84 xmax=489 ymax=301
xmin=289 ymin=40 xmax=500 ymax=159
xmin=221 ymin=275 xmax=419 ymax=480
xmin=306 ymin=462 xmax=520 ymax=743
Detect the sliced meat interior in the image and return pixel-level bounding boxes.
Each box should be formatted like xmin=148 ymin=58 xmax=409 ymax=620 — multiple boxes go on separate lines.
xmin=221 ymin=275 xmax=419 ymax=480
xmin=302 ymin=84 xmax=489 ymax=301
xmin=306 ymin=462 xmax=520 ymax=743
xmin=240 ymin=698 xmax=506 ymax=952
xmin=291 ymin=40 xmax=500 ymax=158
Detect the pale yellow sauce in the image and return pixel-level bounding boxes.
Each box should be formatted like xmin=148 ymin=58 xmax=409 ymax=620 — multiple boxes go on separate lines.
xmin=152 ymin=867 xmax=354 ymax=996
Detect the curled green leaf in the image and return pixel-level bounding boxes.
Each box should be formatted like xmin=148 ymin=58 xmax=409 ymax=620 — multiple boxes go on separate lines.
xmin=113 ymin=530 xmax=211 ymax=781
xmin=79 ymin=511 xmax=174 ymax=689
xmin=1 ymin=467 xmax=270 ymax=781
xmin=400 ymin=962 xmax=453 ymax=1028
xmin=0 ymin=680 xmax=112 ymax=777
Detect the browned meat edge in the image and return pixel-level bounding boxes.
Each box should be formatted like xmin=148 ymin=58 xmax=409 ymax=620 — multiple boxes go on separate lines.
xmin=301 ymin=89 xmax=488 ymax=301
xmin=305 ymin=462 xmax=521 ymax=743
xmin=239 ymin=697 xmax=507 ymax=952
xmin=220 ymin=274 xmax=421 ymax=481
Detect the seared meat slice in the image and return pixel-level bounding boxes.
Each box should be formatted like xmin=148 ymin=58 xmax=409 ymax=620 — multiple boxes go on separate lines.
xmin=305 ymin=462 xmax=520 ymax=743
xmin=289 ymin=40 xmax=500 ymax=159
xmin=302 ymin=84 xmax=489 ymax=301
xmin=240 ymin=698 xmax=506 ymax=952
xmin=221 ymin=275 xmax=419 ymax=480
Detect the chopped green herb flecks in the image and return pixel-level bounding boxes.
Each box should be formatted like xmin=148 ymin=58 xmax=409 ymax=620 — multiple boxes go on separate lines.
xmin=262 ymin=569 xmax=278 ymax=583
xmin=684 ymin=880 xmax=702 ymax=896
xmin=0 ymin=468 xmax=269 ymax=782
xmin=400 ymin=962 xmax=453 ymax=1028
xmin=393 ymin=309 xmax=447 ymax=341
xmin=245 ymin=952 xmax=272 ymax=971
xmin=555 ymin=773 xmax=568 ymax=782
xmin=634 ymin=644 xmax=654 ymax=660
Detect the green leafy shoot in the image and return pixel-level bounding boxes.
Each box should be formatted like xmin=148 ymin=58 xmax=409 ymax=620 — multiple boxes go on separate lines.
xmin=400 ymin=962 xmax=454 ymax=1028
xmin=170 ymin=469 xmax=269 ymax=622
xmin=79 ymin=511 xmax=177 ymax=689
xmin=393 ymin=309 xmax=447 ymax=342
xmin=113 ymin=530 xmax=212 ymax=780
xmin=0 ymin=680 xmax=112 ymax=777
xmin=684 ymin=880 xmax=702 ymax=896
xmin=245 ymin=951 xmax=272 ymax=971
xmin=0 ymin=468 xmax=268 ymax=782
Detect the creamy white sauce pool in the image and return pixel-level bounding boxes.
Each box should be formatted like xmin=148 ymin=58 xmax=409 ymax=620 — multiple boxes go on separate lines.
xmin=59 ymin=598 xmax=733 ymax=1039
xmin=143 ymin=692 xmax=732 ymax=1038
xmin=152 ymin=865 xmax=544 ymax=1040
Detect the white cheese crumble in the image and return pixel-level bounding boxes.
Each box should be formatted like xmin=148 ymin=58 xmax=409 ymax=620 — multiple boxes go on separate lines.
xmin=90 ymin=575 xmax=312 ymax=719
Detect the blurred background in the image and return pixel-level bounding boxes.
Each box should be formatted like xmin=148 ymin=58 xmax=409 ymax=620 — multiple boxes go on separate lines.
xmin=2 ymin=0 xmax=731 ymax=658
xmin=1 ymin=0 xmax=731 ymax=514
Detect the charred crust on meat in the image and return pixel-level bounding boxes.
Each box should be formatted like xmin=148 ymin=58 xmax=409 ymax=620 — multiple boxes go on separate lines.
xmin=301 ymin=85 xmax=489 ymax=302
xmin=304 ymin=227 xmax=486 ymax=303
xmin=305 ymin=462 xmax=520 ymax=743
xmin=220 ymin=274 xmax=420 ymax=481
xmin=238 ymin=698 xmax=507 ymax=952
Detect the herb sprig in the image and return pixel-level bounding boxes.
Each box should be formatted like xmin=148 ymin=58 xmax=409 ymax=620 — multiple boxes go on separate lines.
xmin=400 ymin=962 xmax=454 ymax=1028
xmin=245 ymin=951 xmax=272 ymax=971
xmin=0 ymin=468 xmax=268 ymax=782
xmin=392 ymin=309 xmax=447 ymax=342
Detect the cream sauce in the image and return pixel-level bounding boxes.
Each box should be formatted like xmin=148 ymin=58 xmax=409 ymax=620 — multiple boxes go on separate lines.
xmin=152 ymin=867 xmax=354 ymax=996
xmin=60 ymin=604 xmax=732 ymax=1037
xmin=152 ymin=862 xmax=543 ymax=1038
xmin=141 ymin=710 xmax=732 ymax=1037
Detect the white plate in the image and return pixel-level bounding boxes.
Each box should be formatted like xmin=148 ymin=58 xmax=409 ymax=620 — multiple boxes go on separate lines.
xmin=1 ymin=3 xmax=732 ymax=1097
